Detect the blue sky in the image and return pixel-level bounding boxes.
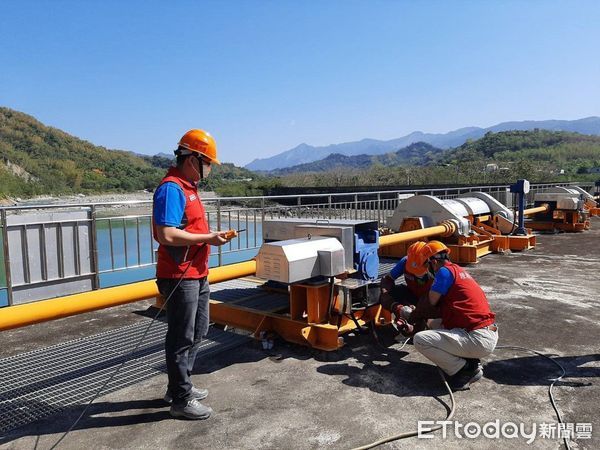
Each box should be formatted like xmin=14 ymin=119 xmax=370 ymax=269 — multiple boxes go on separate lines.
xmin=1 ymin=0 xmax=599 ymax=166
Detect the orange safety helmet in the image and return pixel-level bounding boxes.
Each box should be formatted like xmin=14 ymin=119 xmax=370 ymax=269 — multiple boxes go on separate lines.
xmin=405 ymin=241 xmax=428 ymax=277
xmin=421 ymin=240 xmax=451 ymax=262
xmin=177 ymin=129 xmax=220 ymax=165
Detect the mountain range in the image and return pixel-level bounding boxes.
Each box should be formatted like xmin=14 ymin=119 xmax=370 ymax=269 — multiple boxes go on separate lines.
xmin=268 ymin=142 xmax=441 ymax=175
xmin=245 ymin=117 xmax=600 ymax=171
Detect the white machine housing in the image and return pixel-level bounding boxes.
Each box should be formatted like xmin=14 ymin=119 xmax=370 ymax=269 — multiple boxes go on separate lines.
xmin=386 ymin=192 xmax=516 ymax=236
xmin=256 ymin=236 xmax=345 ymax=284
xmin=534 ymin=187 xmax=585 ymax=211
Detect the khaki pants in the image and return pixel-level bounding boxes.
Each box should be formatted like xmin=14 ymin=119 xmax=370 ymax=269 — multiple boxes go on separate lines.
xmin=413 ymin=324 xmax=498 ymax=376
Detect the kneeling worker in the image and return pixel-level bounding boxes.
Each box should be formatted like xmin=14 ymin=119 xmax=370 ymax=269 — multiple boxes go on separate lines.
xmin=413 ymin=241 xmax=498 ymax=391
xmin=380 ymin=241 xmax=439 ymax=335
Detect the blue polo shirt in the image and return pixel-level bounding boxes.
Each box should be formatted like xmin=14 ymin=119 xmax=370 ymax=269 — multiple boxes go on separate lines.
xmin=389 ymin=257 xmax=407 ymax=280
xmin=153 ymin=182 xmax=186 ymax=227
xmin=431 ymin=267 xmax=454 ymax=295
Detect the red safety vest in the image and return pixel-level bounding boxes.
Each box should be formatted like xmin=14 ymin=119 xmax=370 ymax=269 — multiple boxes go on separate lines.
xmin=438 ymin=262 xmax=495 ymax=331
xmin=153 ymin=167 xmax=210 ymax=279
xmin=404 ymin=272 xmax=433 ymax=299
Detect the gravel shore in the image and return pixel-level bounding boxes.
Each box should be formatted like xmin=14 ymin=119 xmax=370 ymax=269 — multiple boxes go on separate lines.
xmin=7 ymin=190 xmax=217 ymax=207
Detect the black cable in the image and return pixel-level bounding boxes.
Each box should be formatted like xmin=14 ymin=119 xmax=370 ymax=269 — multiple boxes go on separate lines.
xmin=353 ymin=342 xmax=571 ymax=449
xmin=351 ymin=368 xmax=455 ymax=450
xmin=49 ymin=245 xmax=205 ymax=450
xmin=496 ymin=345 xmax=571 ymax=450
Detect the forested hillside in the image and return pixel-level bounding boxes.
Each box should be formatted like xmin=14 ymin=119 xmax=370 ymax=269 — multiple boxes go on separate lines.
xmin=2 ymin=107 xmax=599 ymax=199
xmin=0 ymin=107 xmax=165 ymax=196
xmin=0 ymin=107 xmax=271 ymax=198
xmin=278 ymin=130 xmax=600 ymax=187
xmin=267 ymin=142 xmax=441 ymax=175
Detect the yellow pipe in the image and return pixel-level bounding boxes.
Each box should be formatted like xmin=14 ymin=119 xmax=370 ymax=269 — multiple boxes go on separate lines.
xmin=1 ymin=220 xmax=456 ymax=331
xmin=523 ymin=204 xmax=549 ymax=216
xmin=379 ymin=221 xmax=456 ymax=247
xmin=0 ymin=260 xmax=256 ymax=331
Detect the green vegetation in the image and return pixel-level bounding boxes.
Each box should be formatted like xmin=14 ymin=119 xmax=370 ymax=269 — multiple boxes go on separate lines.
xmin=0 ymin=107 xmax=165 ymax=196
xmin=2 ymin=106 xmax=599 ymax=199
xmin=278 ymin=130 xmax=600 ymax=187
xmin=202 ymin=163 xmax=281 ymax=197
xmin=269 ymin=142 xmax=439 ymax=175
xmin=0 ymin=107 xmax=278 ymax=198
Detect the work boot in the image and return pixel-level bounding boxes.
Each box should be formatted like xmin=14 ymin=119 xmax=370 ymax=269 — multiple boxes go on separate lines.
xmin=170 ymin=398 xmax=212 ymax=420
xmin=164 ymin=386 xmax=209 ymax=404
xmin=465 ymin=358 xmax=482 ymax=371
xmin=446 ymin=365 xmax=484 ymax=391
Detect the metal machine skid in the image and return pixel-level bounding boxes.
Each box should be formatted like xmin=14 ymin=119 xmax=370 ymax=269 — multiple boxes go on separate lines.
xmin=380 ymin=216 xmax=535 ymax=264
xmin=207 ymin=278 xmax=390 ymax=352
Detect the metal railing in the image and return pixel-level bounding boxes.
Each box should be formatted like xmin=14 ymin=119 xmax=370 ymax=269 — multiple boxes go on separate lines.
xmin=0 ymin=182 xmax=590 ymax=306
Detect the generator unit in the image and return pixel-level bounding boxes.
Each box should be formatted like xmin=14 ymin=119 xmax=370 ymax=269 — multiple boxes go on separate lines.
xmin=259 ymin=218 xmax=380 ymax=282
xmin=528 ymin=186 xmax=593 ymax=232
xmin=384 ymin=191 xmax=535 ymax=263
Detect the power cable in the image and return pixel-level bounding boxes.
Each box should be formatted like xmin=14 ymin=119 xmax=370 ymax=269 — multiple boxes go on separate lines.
xmin=352 ymin=343 xmax=571 ymax=449
xmin=351 ymin=368 xmax=455 ymax=450
xmin=48 ymin=245 xmax=204 ymax=450
xmin=496 ymin=345 xmax=571 ymax=450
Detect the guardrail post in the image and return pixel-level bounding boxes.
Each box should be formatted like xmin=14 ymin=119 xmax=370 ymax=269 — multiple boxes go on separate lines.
xmin=217 ymin=200 xmax=222 ymax=267
xmin=1 ymin=209 xmax=13 ymax=306
xmin=328 ymin=195 xmax=332 ymax=219
xmin=354 ymin=194 xmax=358 ymax=219
xmin=90 ymin=205 xmax=100 ymax=290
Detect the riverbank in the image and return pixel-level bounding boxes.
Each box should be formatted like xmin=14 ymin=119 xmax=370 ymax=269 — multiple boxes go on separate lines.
xmin=2 ymin=191 xmax=217 ymax=208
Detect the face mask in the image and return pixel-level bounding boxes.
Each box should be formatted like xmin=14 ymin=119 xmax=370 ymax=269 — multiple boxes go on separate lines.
xmin=427 ymin=260 xmax=436 ymax=278
xmin=190 ymin=157 xmax=211 ymax=180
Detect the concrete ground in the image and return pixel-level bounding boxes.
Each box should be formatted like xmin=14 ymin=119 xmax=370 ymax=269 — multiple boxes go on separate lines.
xmin=1 ymin=217 xmax=599 ymax=449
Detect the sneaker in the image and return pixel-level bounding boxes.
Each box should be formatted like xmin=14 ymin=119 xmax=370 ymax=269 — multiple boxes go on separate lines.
xmin=170 ymin=398 xmax=212 ymax=420
xmin=465 ymin=358 xmax=482 ymax=371
xmin=164 ymin=386 xmax=209 ymax=404
xmin=447 ymin=366 xmax=483 ymax=391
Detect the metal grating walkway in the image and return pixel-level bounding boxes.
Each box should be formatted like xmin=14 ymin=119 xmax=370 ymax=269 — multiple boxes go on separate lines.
xmin=0 ymin=325 xmax=250 ymax=437
xmin=0 ymin=266 xmax=398 ymax=438
xmin=378 ymin=257 xmax=400 ymax=279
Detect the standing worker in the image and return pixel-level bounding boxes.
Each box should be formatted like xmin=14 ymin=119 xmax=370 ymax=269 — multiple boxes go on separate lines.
xmin=412 ymin=241 xmax=498 ymax=391
xmin=152 ymin=129 xmax=231 ymax=420
xmin=379 ymin=241 xmax=439 ymax=335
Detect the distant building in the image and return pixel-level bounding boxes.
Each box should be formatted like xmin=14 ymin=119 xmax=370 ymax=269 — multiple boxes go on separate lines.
xmin=485 ymin=163 xmax=498 ymax=172
xmin=588 ymin=167 xmax=600 ymax=174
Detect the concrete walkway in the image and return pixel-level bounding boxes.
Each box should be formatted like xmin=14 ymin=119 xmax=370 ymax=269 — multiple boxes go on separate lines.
xmin=1 ymin=218 xmax=599 ymax=449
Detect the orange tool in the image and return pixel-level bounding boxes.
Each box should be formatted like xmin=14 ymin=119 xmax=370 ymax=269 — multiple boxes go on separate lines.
xmin=224 ymin=229 xmax=246 ymax=239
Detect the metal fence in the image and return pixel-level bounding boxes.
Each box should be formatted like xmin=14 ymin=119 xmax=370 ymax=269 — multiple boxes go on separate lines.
xmin=0 ymin=182 xmax=590 ymax=306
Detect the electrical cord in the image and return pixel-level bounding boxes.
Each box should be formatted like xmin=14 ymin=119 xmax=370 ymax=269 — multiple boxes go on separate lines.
xmin=352 ymin=322 xmax=571 ymax=450
xmin=352 ymin=368 xmax=456 ymax=450
xmin=48 ymin=245 xmax=204 ymax=450
xmin=496 ymin=345 xmax=571 ymax=450
xmin=353 ymin=339 xmax=571 ymax=449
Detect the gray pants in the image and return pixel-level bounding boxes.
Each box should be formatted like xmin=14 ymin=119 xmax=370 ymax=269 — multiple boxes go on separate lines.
xmin=413 ymin=323 xmax=498 ymax=376
xmin=157 ymin=277 xmax=210 ymax=405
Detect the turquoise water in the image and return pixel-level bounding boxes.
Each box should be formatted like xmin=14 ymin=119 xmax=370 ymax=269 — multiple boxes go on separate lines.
xmin=97 ymin=219 xmax=262 ymax=288
xmin=0 ymin=218 xmax=263 ymax=305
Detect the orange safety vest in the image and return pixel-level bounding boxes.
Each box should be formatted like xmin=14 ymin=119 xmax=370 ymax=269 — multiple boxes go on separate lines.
xmin=404 ymin=272 xmax=433 ymax=299
xmin=153 ymin=167 xmax=210 ymax=279
xmin=439 ymin=262 xmax=495 ymax=331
